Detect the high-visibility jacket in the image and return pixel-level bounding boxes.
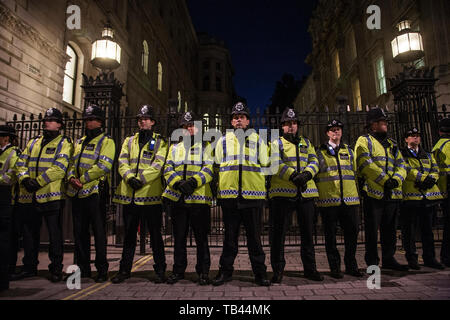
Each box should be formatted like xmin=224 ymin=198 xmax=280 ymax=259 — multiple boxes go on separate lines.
xmin=215 ymin=130 xmax=269 ymax=200
xmin=315 ymin=143 xmax=360 ymax=207
xmin=113 ymin=132 xmax=167 ymax=205
xmin=0 ymin=144 xmax=20 ymax=205
xmin=16 ymin=134 xmax=73 ymax=204
xmin=432 ymin=137 xmax=450 ymax=198
xmin=67 ymin=132 xmax=115 ymax=198
xmin=269 ymin=136 xmax=319 ymax=199
xmin=355 ymin=134 xmax=407 ymax=200
xmin=162 ymin=140 xmax=214 ymax=205
xmin=401 ymin=147 xmax=443 ymax=201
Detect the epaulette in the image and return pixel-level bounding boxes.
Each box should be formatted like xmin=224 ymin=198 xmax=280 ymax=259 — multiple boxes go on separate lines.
xmin=63 ymin=135 xmax=72 ymax=144
xmin=31 ymin=135 xmax=41 ymax=140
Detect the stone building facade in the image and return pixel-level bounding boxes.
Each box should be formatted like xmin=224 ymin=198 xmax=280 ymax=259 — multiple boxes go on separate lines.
xmin=297 ymin=0 xmax=450 ymax=113
xmin=0 ymin=0 xmax=235 ymax=123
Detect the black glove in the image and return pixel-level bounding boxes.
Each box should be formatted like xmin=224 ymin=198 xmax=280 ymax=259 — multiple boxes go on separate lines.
xmin=22 ymin=177 xmax=41 ymax=193
xmin=290 ymin=171 xmax=312 ymax=188
xmin=178 ymin=178 xmax=197 ymax=196
xmin=422 ymin=176 xmax=437 ymax=189
xmin=384 ymin=178 xmax=399 ymax=190
xmin=173 ymin=180 xmax=183 ymax=191
xmin=128 ymin=177 xmax=144 ymax=191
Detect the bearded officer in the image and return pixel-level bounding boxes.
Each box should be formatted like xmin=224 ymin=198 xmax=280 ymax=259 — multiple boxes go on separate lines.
xmin=0 ymin=125 xmax=20 ymax=291
xmin=355 ymin=107 xmax=408 ymax=271
xmin=162 ymin=111 xmax=213 ymax=285
xmin=67 ymin=104 xmax=115 ymax=282
xmin=212 ymin=102 xmax=271 ymax=286
xmin=400 ymin=127 xmax=444 ymax=270
xmin=13 ymin=108 xmax=73 ymax=282
xmin=315 ymin=119 xmax=362 ymax=278
xmin=269 ymin=107 xmax=323 ymax=283
xmin=432 ymin=118 xmax=450 ymax=267
xmin=111 ymin=105 xmax=168 ymax=284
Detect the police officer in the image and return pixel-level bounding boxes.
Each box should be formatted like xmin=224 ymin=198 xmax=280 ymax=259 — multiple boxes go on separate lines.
xmin=13 ymin=108 xmax=73 ymax=282
xmin=315 ymin=119 xmax=363 ymax=278
xmin=432 ymin=118 xmax=450 ymax=267
xmin=111 ymin=105 xmax=167 ymax=284
xmin=67 ymin=104 xmax=115 ymax=282
xmin=212 ymin=102 xmax=270 ymax=286
xmin=400 ymin=127 xmax=444 ymax=270
xmin=355 ymin=107 xmax=408 ymax=271
xmin=0 ymin=125 xmax=20 ymax=291
xmin=269 ymin=108 xmax=323 ymax=282
xmin=162 ymin=111 xmax=213 ymax=285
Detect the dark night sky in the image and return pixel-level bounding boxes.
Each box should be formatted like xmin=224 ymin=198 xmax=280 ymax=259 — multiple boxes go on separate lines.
xmin=186 ymin=0 xmax=318 ymax=113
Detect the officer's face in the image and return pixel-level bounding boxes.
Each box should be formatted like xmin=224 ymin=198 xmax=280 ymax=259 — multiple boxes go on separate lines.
xmin=85 ymin=118 xmax=102 ymax=130
xmin=182 ymin=124 xmax=198 ymax=136
xmin=327 ymin=127 xmax=342 ymax=141
xmin=0 ymin=135 xmax=10 ymax=147
xmin=371 ymin=120 xmax=388 ymax=133
xmin=405 ymin=134 xmax=421 ymax=148
xmin=282 ymin=121 xmax=298 ymax=134
xmin=138 ymin=118 xmax=155 ymax=130
xmin=231 ymin=114 xmax=249 ymax=129
xmin=43 ymin=120 xmax=61 ymax=131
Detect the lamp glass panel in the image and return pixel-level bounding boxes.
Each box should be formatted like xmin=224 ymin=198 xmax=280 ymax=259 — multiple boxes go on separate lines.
xmin=397 ymin=34 xmax=410 ymax=54
xmin=409 ymin=33 xmax=421 ymax=50
xmin=391 ymin=39 xmax=399 ymax=57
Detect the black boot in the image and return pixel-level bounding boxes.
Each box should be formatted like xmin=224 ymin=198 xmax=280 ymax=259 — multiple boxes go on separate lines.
xmin=212 ymin=271 xmax=232 ymax=286
xmin=111 ymin=271 xmax=131 ymax=284
xmin=255 ymin=274 xmax=271 ymax=286
xmin=198 ymin=274 xmax=210 ymax=286
xmin=95 ymin=271 xmax=108 ymax=283
xmin=330 ymin=268 xmax=343 ymax=279
xmin=271 ymin=271 xmax=283 ymax=284
xmin=408 ymin=260 xmax=421 ymax=270
xmin=304 ymin=269 xmax=324 ymax=281
xmin=382 ymin=259 xmax=409 ymax=271
xmin=424 ymin=260 xmax=445 ymax=270
xmin=345 ymin=267 xmax=364 ymax=277
xmin=166 ymin=273 xmax=184 ymax=284
xmin=9 ymin=269 xmax=37 ymax=281
xmin=49 ymin=272 xmax=63 ymax=283
xmin=154 ymin=272 xmax=166 ymax=284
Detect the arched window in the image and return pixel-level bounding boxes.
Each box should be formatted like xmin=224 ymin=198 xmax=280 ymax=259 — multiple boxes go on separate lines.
xmin=142 ymin=40 xmax=149 ymax=74
xmin=184 ymin=102 xmax=188 ymax=112
xmin=63 ymin=45 xmax=77 ymax=105
xmin=203 ymin=76 xmax=210 ymax=91
xmin=158 ymin=62 xmax=163 ymax=91
xmin=177 ymin=91 xmax=181 ymax=112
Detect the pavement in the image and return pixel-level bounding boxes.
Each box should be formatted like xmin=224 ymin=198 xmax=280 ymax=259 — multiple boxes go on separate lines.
xmin=1 ymin=244 xmax=450 ymax=300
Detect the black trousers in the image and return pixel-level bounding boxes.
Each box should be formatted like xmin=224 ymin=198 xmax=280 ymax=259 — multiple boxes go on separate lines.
xmin=363 ymin=196 xmax=399 ymax=266
xmin=400 ymin=202 xmax=438 ymax=264
xmin=270 ymin=198 xmax=317 ymax=273
xmin=170 ymin=204 xmax=211 ymax=275
xmin=19 ymin=204 xmax=64 ymax=274
xmin=72 ymin=194 xmax=108 ymax=274
xmin=0 ymin=204 xmax=12 ymax=287
xmin=441 ymin=197 xmax=450 ymax=264
xmin=9 ymin=206 xmax=21 ymax=274
xmin=119 ymin=204 xmax=166 ymax=274
xmin=219 ymin=206 xmax=267 ymax=277
xmin=320 ymin=204 xmax=360 ymax=271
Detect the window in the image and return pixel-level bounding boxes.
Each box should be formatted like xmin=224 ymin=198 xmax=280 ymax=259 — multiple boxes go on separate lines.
xmin=203 ymin=76 xmax=210 ymax=91
xmin=63 ymin=45 xmax=77 ymax=105
xmin=184 ymin=101 xmax=188 ymax=112
xmin=177 ymin=91 xmax=181 ymax=112
xmin=216 ymin=62 xmax=221 ymax=72
xmin=158 ymin=62 xmax=163 ymax=91
xmin=204 ymin=113 xmax=209 ymax=127
xmin=333 ymin=50 xmax=341 ymax=80
xmin=352 ymin=77 xmax=362 ymax=111
xmin=216 ymin=77 xmax=222 ymax=92
xmin=374 ymin=56 xmax=387 ymax=96
xmin=142 ymin=40 xmax=149 ymax=74
xmin=203 ymin=60 xmax=210 ymax=70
